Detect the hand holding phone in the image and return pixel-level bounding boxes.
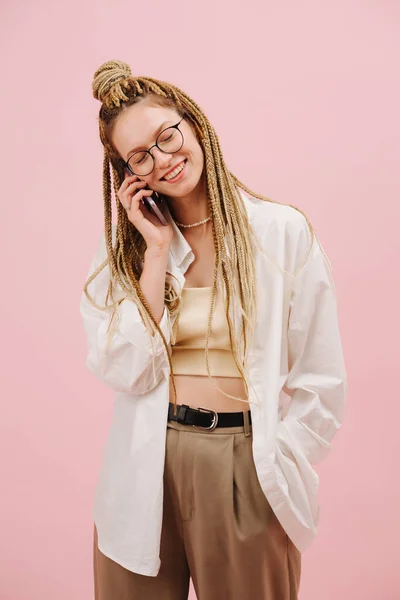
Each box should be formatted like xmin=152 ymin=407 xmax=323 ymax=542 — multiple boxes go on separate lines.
xmin=124 ymin=168 xmax=168 ymax=225
xmin=117 ymin=169 xmax=173 ymax=250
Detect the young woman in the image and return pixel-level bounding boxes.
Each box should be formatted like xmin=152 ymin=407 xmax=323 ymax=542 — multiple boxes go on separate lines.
xmin=80 ymin=59 xmax=347 ymax=599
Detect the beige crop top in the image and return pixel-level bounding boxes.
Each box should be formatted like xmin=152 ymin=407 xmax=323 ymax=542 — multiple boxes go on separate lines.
xmin=170 ymin=286 xmax=242 ymax=377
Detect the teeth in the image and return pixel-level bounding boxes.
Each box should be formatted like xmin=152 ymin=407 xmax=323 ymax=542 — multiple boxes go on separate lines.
xmin=164 ymin=163 xmax=184 ymax=180
xmin=164 ymin=161 xmax=185 ymax=180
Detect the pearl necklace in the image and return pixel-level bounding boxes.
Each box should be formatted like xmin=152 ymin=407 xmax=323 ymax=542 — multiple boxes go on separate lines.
xmin=174 ymin=216 xmax=212 ymax=228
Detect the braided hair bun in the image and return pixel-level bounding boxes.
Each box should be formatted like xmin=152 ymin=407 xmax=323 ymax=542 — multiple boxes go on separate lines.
xmin=92 ymin=60 xmax=135 ymax=107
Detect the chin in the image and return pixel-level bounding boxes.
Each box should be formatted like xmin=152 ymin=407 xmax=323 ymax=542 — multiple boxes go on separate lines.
xmin=173 ymin=176 xmax=202 ymax=198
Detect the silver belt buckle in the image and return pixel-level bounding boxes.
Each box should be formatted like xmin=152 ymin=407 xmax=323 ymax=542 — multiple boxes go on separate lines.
xmin=192 ymin=407 xmax=219 ymax=431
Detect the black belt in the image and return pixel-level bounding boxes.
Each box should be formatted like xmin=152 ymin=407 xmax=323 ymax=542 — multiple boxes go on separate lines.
xmin=168 ymin=402 xmax=252 ymax=431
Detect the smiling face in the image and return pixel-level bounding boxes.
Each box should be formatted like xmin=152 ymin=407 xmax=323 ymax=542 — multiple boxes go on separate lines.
xmin=110 ymin=100 xmax=205 ymax=198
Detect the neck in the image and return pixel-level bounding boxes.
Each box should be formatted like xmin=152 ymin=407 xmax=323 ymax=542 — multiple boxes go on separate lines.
xmin=166 ymin=173 xmax=209 ymax=225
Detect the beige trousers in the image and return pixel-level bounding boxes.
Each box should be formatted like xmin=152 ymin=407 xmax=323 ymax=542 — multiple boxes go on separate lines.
xmin=93 ymin=411 xmax=301 ymax=599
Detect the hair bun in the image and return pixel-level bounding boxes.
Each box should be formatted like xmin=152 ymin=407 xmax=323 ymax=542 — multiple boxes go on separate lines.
xmin=92 ymin=60 xmax=133 ymax=106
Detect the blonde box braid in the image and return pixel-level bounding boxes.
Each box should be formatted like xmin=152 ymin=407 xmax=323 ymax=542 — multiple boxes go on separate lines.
xmin=83 ymin=59 xmax=320 ymax=417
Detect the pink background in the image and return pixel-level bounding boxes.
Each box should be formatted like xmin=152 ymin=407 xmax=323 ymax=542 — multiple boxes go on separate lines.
xmin=1 ymin=1 xmax=399 ymax=598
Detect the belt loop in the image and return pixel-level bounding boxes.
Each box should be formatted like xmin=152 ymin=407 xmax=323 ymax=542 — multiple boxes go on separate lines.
xmin=243 ymin=410 xmax=251 ymax=437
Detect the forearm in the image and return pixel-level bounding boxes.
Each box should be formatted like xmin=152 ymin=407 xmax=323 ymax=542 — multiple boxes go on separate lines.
xmin=139 ymin=246 xmax=170 ymax=326
xmin=80 ymin=233 xmax=172 ymax=395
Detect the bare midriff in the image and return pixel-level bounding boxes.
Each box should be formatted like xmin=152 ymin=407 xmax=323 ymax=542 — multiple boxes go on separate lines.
xmin=168 ymin=374 xmax=250 ymax=413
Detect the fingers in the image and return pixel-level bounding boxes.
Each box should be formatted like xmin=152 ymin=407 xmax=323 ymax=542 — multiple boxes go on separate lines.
xmin=118 ymin=175 xmax=148 ymax=211
xmin=125 ymin=189 xmax=154 ymax=213
xmin=119 ymin=174 xmax=144 ymax=196
xmin=123 ymin=176 xmax=146 ymax=191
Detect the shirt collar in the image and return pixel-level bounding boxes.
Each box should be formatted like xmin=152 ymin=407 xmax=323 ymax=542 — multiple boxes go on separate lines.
xmin=162 ymin=201 xmax=194 ymax=269
xmin=162 ymin=190 xmax=253 ymax=269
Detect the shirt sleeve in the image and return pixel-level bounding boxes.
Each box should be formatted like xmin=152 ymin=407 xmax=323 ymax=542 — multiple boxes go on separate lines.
xmin=277 ymin=222 xmax=348 ymax=466
xmin=79 ymin=230 xmax=171 ymax=395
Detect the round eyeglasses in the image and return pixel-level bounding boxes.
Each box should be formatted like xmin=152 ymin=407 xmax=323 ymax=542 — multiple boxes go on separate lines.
xmin=123 ymin=116 xmax=185 ymax=177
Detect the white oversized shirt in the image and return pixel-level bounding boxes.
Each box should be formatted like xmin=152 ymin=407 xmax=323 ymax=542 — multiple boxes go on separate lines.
xmin=79 ymin=191 xmax=347 ymax=576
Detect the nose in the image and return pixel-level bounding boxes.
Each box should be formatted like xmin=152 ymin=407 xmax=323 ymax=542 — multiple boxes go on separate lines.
xmin=152 ymin=146 xmax=174 ymax=170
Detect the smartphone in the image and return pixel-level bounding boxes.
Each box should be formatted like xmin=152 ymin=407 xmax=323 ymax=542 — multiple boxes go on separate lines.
xmin=141 ymin=189 xmax=168 ymax=226
xmin=125 ymin=168 xmax=168 ymax=226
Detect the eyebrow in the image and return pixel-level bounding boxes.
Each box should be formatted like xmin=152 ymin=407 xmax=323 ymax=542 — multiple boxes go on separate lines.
xmin=126 ymin=121 xmax=174 ymax=158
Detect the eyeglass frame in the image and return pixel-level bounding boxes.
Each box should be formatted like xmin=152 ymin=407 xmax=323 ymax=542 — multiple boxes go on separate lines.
xmin=122 ymin=115 xmax=186 ymax=177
